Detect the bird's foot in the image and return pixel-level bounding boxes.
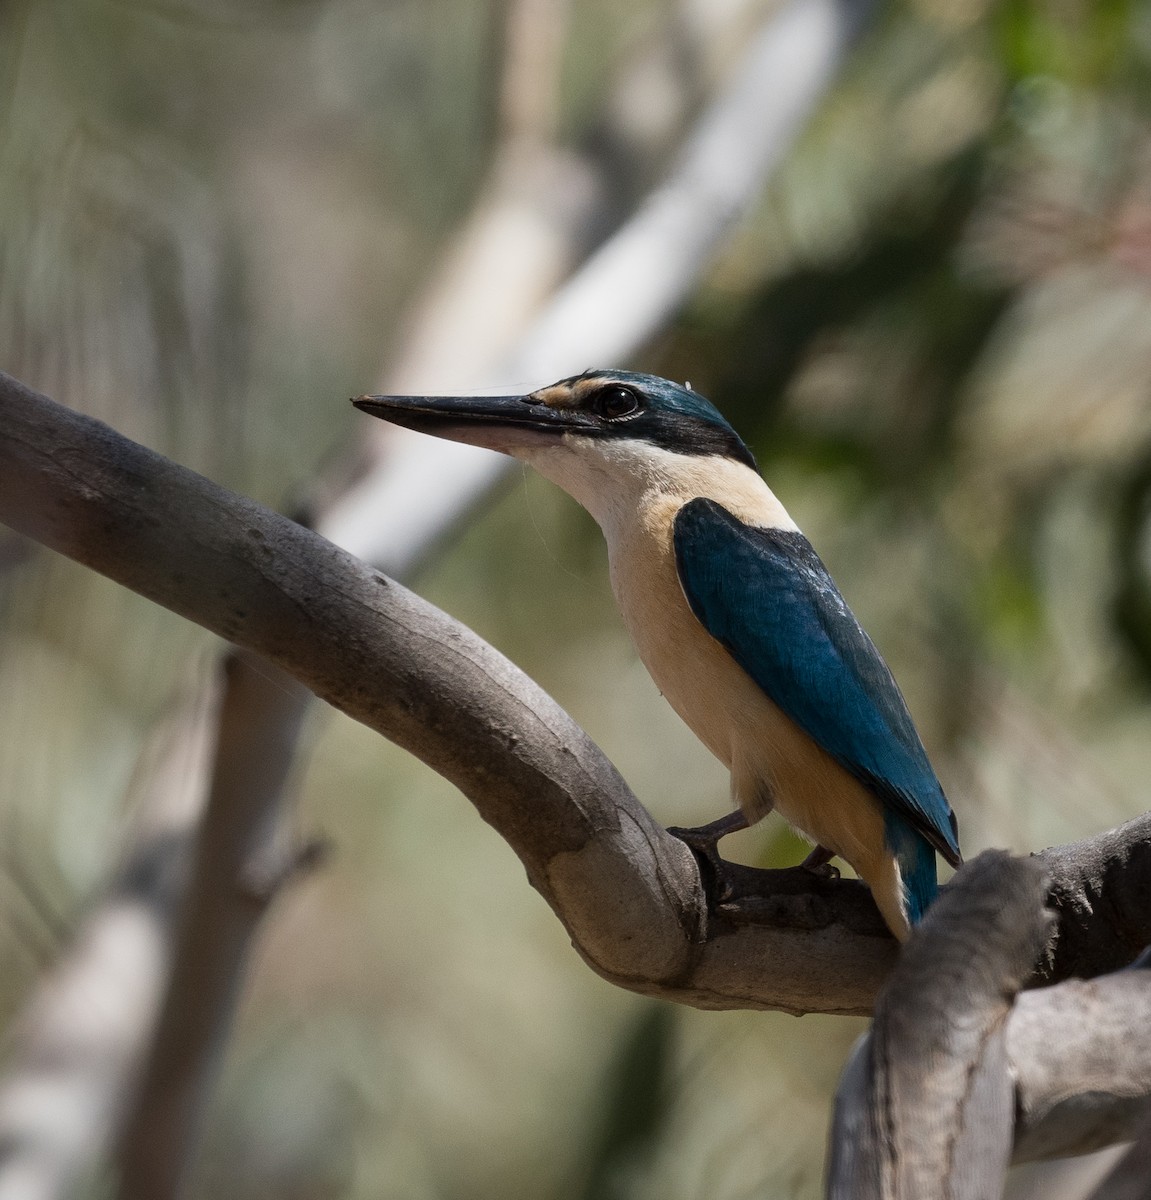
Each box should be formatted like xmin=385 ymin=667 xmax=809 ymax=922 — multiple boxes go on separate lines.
xmin=667 ymin=811 xmax=749 ymax=902
xmin=801 ymin=844 xmax=840 ymax=880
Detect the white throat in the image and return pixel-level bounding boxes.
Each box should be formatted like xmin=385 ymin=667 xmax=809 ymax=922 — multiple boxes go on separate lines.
xmin=513 ymin=435 xmax=798 ymax=544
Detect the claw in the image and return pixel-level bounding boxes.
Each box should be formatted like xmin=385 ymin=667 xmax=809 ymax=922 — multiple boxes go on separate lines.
xmin=801 ymin=844 xmax=840 ymax=878
xmin=667 ymin=810 xmax=749 ymax=901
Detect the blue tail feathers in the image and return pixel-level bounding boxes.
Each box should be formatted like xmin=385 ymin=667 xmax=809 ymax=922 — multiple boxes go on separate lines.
xmin=884 ymin=811 xmax=939 ymax=926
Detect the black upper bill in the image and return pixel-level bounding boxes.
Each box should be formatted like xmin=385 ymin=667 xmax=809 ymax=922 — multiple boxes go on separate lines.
xmin=351 ymin=393 xmax=592 ymax=438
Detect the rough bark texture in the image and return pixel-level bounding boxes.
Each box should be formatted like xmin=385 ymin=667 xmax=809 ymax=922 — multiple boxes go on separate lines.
xmin=1037 ymin=815 xmax=1151 ymax=982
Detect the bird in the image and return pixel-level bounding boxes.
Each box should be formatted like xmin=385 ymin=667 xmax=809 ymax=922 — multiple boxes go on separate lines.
xmin=353 ymin=369 xmax=960 ymax=939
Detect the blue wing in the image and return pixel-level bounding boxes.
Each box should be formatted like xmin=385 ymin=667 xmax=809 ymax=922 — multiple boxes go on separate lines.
xmin=673 ymin=498 xmax=960 ymax=867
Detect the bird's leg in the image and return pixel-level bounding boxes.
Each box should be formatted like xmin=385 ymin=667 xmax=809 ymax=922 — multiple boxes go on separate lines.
xmin=668 ymin=808 xmax=749 ymax=850
xmin=801 ymin=844 xmax=840 ymax=879
xmin=666 ymin=810 xmax=749 ymax=900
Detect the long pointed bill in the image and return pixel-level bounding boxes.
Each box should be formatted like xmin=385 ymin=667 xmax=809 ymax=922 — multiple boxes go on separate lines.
xmin=352 ymin=392 xmax=592 ymax=452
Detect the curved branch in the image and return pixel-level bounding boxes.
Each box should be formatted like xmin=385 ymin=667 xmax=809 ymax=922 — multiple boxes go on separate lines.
xmin=0 ymin=371 xmax=890 ymax=1013
xmin=2 ymin=372 xmax=1150 ymax=1015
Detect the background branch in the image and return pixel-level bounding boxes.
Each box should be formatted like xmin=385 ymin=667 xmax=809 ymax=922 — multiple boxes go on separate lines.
xmin=115 ymin=651 xmax=315 ymax=1200
xmin=0 ymin=667 xmax=219 ymax=1200
xmin=1086 ymin=1110 xmax=1151 ymax=1200
xmin=317 ymin=0 xmax=874 ymax=572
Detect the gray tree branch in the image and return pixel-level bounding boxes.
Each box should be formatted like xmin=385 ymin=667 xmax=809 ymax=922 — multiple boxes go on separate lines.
xmin=827 ymin=852 xmax=1052 ymax=1199
xmin=1011 ymin=965 xmax=1151 ymax=1163
xmin=3 ymin=372 xmax=1150 ymax=1022
xmin=827 ymin=853 xmax=1151 ymax=1198
xmin=0 ymin=371 xmax=889 ymax=1015
xmin=1036 ymin=813 xmax=1151 ymax=983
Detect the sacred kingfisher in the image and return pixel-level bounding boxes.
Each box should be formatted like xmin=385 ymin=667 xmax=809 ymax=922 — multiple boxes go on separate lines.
xmin=353 ymin=370 xmax=961 ymax=939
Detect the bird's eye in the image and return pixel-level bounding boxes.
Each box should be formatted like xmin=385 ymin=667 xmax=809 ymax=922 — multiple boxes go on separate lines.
xmin=595 ymin=385 xmax=640 ymax=419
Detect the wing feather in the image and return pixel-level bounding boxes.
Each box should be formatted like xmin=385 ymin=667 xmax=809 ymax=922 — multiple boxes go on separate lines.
xmin=673 ymin=498 xmax=960 ymax=865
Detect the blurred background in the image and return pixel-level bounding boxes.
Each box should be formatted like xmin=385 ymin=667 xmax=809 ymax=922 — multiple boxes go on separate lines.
xmin=2 ymin=0 xmax=1151 ymax=1196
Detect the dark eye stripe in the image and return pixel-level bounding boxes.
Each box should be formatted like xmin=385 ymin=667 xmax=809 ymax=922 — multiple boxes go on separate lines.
xmin=569 ymin=375 xmax=758 ymax=470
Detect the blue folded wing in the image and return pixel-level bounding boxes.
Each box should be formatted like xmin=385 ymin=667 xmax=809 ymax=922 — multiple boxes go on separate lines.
xmin=673 ymin=498 xmax=960 ymax=866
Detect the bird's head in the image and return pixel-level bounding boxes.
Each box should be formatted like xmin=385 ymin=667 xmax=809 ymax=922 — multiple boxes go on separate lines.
xmin=354 ymin=369 xmax=755 ymax=468
xmin=354 ymin=371 xmax=760 ymax=528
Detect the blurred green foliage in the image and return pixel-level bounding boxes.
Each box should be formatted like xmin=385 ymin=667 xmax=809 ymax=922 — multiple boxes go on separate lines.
xmin=4 ymin=0 xmax=1151 ymax=1196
